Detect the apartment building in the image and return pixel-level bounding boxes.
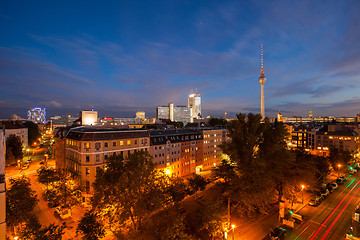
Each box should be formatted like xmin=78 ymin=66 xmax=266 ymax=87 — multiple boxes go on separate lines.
xmin=55 ymin=126 xmax=150 ymax=192
xmin=149 ymin=129 xmax=203 ymax=177
xmin=55 ymin=125 xmax=227 ymax=202
xmin=202 ymin=128 xmax=223 ymax=171
xmin=308 ymin=125 xmax=359 ymax=156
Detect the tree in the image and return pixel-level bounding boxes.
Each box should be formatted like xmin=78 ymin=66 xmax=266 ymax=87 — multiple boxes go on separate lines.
xmin=187 ymin=173 xmax=209 ymax=194
xmin=198 ymin=199 xmax=227 ymax=239
xmin=6 ymin=176 xmax=38 ymax=229
xmin=211 ymin=159 xmax=236 ymax=184
xmin=208 ymin=118 xmax=228 ymax=127
xmin=6 ymin=134 xmax=23 ymax=165
xmin=23 ymin=121 xmax=41 ymax=146
xmin=93 ymin=151 xmax=172 ymax=235
xmin=167 ymin=178 xmax=191 ymax=203
xmin=37 ymin=166 xmax=60 ymax=190
xmin=161 ymin=213 xmax=191 ymax=240
xmin=37 ymin=167 xmax=80 ymax=207
xmin=77 ymin=211 xmax=105 ymax=240
xmin=260 ymin=120 xmax=297 ymax=203
xmin=220 ymin=113 xmax=273 ymax=214
xmin=220 ymin=113 xmax=317 ymax=215
xmin=21 ymin=214 xmax=64 ymax=240
xmin=54 ymin=168 xmax=81 ymax=207
xmin=328 ymin=147 xmax=352 ymax=170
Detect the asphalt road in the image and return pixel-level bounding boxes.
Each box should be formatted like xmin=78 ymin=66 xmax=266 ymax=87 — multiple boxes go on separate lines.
xmin=285 ymin=174 xmax=359 ymax=240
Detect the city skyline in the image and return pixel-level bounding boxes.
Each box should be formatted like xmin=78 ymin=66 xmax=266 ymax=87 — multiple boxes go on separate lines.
xmin=1 ymin=1 xmax=360 ymax=118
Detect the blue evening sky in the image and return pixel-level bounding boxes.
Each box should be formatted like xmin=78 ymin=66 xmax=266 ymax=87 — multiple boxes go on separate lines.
xmin=0 ymin=0 xmax=359 ymax=118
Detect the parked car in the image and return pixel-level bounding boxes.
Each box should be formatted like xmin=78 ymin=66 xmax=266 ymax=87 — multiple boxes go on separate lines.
xmin=340 ymin=176 xmax=347 ymax=182
xmin=336 ymin=178 xmax=344 ymax=185
xmin=308 ymin=198 xmax=321 ymax=207
xmin=321 ymin=188 xmax=329 ymax=197
xmin=269 ymin=227 xmax=286 ymax=240
xmin=330 ymin=182 xmax=338 ymax=190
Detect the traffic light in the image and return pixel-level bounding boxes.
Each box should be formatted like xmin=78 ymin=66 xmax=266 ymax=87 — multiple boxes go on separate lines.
xmin=289 ymin=210 xmax=293 ymax=214
xmin=350 ymin=166 xmax=353 ymax=170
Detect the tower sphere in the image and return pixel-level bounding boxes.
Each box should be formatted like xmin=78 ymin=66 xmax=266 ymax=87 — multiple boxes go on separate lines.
xmin=258 ymin=75 xmax=266 ymax=84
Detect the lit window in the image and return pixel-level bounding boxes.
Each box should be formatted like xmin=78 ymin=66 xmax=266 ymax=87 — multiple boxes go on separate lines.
xmin=127 ymin=140 xmax=131 ymax=145
xmin=120 ymin=141 xmax=123 ymax=146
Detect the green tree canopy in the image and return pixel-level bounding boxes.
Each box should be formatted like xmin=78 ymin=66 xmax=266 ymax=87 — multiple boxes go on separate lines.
xmin=161 ymin=213 xmax=191 ymax=240
xmin=208 ymin=117 xmax=228 ymax=127
xmin=197 ymin=199 xmax=227 ymax=239
xmin=23 ymin=121 xmax=41 ymax=146
xmin=186 ymin=173 xmax=209 ymax=194
xmin=21 ymin=214 xmax=64 ymax=240
xmin=6 ymin=134 xmax=23 ymax=165
xmin=6 ymin=176 xmax=38 ymax=227
xmin=93 ymin=151 xmax=172 ymax=235
xmin=77 ymin=211 xmax=105 ymax=240
xmin=220 ymin=113 xmax=317 ymax=215
xmin=328 ymin=147 xmax=352 ymax=170
xmin=37 ymin=166 xmax=61 ymax=189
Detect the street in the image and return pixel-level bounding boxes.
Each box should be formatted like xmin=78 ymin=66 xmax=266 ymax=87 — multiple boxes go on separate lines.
xmin=285 ymin=175 xmax=359 ymax=240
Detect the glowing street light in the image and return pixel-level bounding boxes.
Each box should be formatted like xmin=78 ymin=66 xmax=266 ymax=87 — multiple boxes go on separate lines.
xmin=231 ymin=224 xmax=235 ymax=240
xmin=338 ymin=164 xmax=342 ymax=178
xmin=301 ymin=185 xmax=305 ymax=204
xmin=165 ymin=169 xmax=171 ymax=175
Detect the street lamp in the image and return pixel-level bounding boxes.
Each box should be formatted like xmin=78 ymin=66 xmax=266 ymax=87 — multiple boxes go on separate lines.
xmin=338 ymin=164 xmax=341 ymax=178
xmin=231 ymin=224 xmax=236 ymax=240
xmin=301 ymin=185 xmax=305 ymax=204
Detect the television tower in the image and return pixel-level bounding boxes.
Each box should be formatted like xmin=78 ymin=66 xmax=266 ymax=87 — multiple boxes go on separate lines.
xmin=258 ymin=44 xmax=267 ymax=119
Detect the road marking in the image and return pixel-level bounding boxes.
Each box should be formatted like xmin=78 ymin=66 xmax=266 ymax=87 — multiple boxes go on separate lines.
xmin=320 ymin=184 xmax=360 ymax=240
xmin=309 ymin=179 xmax=360 ymax=240
xmin=294 ymin=224 xmax=310 ymax=240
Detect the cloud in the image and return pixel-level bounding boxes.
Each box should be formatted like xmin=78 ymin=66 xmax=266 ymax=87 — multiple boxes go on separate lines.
xmin=47 ymin=101 xmax=62 ymax=108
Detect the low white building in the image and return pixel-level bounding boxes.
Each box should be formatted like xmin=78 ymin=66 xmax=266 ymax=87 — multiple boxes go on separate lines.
xmin=0 ymin=121 xmax=28 ymax=148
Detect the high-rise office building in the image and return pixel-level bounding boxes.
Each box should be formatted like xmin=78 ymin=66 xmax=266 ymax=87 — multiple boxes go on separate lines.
xmin=156 ymin=103 xmax=192 ymax=123
xmin=27 ymin=107 xmax=46 ymax=124
xmin=188 ymin=90 xmax=202 ymax=120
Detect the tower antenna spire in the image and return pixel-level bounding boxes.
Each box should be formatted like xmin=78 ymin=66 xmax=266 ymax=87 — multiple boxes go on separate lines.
xmin=260 ymin=44 xmax=264 ymax=76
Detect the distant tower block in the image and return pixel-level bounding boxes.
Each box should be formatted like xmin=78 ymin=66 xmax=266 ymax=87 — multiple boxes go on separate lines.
xmin=258 ymin=44 xmax=267 ymax=119
xmin=277 ymin=111 xmax=283 ymax=122
xmin=309 ymin=108 xmax=313 ymax=119
xmin=188 ymin=89 xmax=201 ymax=120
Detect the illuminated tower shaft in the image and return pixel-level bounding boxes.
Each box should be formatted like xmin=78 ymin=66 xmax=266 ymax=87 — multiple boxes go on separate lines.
xmin=260 ymin=82 xmax=265 ymax=118
xmin=258 ymin=44 xmax=267 ymax=119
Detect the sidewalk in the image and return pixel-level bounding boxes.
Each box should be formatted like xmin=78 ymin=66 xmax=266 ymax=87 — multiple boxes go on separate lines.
xmin=232 ymin=190 xmax=313 ymax=240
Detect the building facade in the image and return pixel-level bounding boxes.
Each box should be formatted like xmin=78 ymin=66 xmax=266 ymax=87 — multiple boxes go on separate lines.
xmin=188 ymin=91 xmax=201 ymax=120
xmin=27 ymin=107 xmax=46 ymax=124
xmin=80 ymin=110 xmax=98 ymax=126
xmin=0 ymin=121 xmax=28 ymax=148
xmin=55 ymin=126 xmax=227 ymax=198
xmin=55 ymin=126 xmax=150 ymax=193
xmin=0 ymin=130 xmax=5 ymax=240
xmin=156 ymin=103 xmax=192 ymax=124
